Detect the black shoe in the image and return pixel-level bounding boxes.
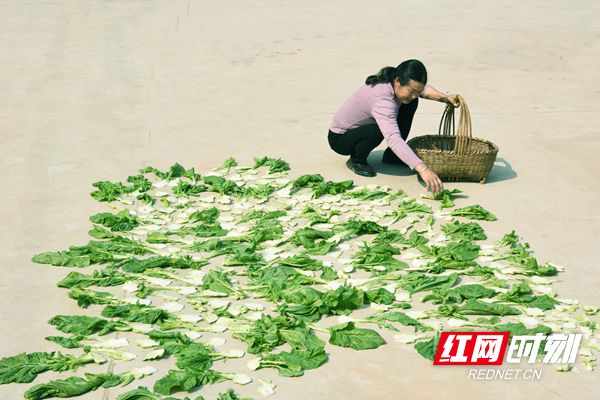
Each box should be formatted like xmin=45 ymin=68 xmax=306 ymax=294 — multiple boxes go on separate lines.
xmin=382 ymin=147 xmax=408 ymax=166
xmin=346 ymin=158 xmax=376 ymax=177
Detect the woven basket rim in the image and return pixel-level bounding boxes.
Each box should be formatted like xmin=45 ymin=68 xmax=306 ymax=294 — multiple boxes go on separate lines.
xmin=407 ymin=135 xmax=499 ymax=155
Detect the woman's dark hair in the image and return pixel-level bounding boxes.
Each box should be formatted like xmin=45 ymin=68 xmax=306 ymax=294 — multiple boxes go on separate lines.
xmin=365 ymin=59 xmax=427 ymax=87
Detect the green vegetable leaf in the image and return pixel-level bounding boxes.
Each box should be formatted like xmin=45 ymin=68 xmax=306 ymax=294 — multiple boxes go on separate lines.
xmin=233 ymin=315 xmax=296 ymax=354
xmin=328 ymin=322 xmax=386 ymax=350
xmin=126 ymin=175 xmax=152 ymax=192
xmin=427 ymin=189 xmax=463 ymax=208
xmin=352 ymin=242 xmax=407 ymax=272
xmin=31 ymin=251 xmax=91 ymax=268
xmin=414 ymin=333 xmax=440 ymax=361
xmin=57 ymin=269 xmax=127 ymax=289
xmin=392 ymin=199 xmax=432 ymax=222
xmin=402 ymin=272 xmax=459 ymax=295
xmin=172 ymin=181 xmax=207 ymax=197
xmin=450 ymin=205 xmax=497 ymax=221
xmin=458 ymin=299 xmax=521 ymax=316
xmin=88 ymin=225 xmax=115 ymax=239
xmin=364 ymin=288 xmax=395 ymax=305
xmin=217 ymin=389 xmax=253 ymax=400
xmin=291 ymin=227 xmax=336 ymax=255
xmin=253 ymin=156 xmax=290 ymax=174
xmin=49 ymin=315 xmax=131 ymax=338
xmin=116 ymin=387 xmax=164 ymax=400
xmin=189 ymin=207 xmax=220 ymax=224
xmin=44 ymin=336 xmax=83 ymax=349
xmin=101 ymin=304 xmax=171 ymax=325
xmin=498 ymin=283 xmax=558 ymax=310
xmin=90 ymin=181 xmax=131 ymax=202
xmin=441 ymin=221 xmax=487 ymax=241
xmin=292 ymin=174 xmax=325 ymax=189
xmin=366 ymin=311 xmax=428 ymax=332
xmin=202 ymin=176 xmax=242 ymax=196
xmin=68 ymin=287 xmax=116 ymax=308
xmin=337 ymin=219 xmax=386 ymax=237
xmin=24 ymin=369 xmax=152 ymax=400
xmin=312 ymin=180 xmax=354 ymax=198
xmin=343 ymin=188 xmax=391 ymax=201
xmin=277 ymin=286 xmax=326 ymax=322
xmin=24 ymin=373 xmax=117 ymax=400
xmin=259 ymin=346 xmax=328 ymax=377
xmin=222 ymin=157 xmax=238 ymax=169
xmin=90 ymin=210 xmax=138 ymax=232
xmin=527 ymin=295 xmax=559 ymax=311
xmin=278 ymin=254 xmax=324 ymax=271
xmin=174 ymin=343 xmax=215 ymax=373
xmin=202 ymin=270 xmax=237 ymax=295
xmin=322 ymin=286 xmax=365 ymax=315
xmin=491 ymin=322 xmax=552 ymax=336
xmin=320 ymin=267 xmax=338 ymax=281
xmin=0 ymin=352 xmax=93 ymax=384
xmin=153 ymin=370 xmax=224 ymax=396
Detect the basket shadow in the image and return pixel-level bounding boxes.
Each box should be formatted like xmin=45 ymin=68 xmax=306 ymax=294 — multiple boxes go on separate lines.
xmin=368 ymin=151 xmax=517 ymax=184
xmin=485 ymin=157 xmax=518 ymax=184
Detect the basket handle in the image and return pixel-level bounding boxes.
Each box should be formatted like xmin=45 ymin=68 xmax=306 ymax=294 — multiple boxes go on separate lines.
xmin=437 ymin=95 xmax=472 ymax=155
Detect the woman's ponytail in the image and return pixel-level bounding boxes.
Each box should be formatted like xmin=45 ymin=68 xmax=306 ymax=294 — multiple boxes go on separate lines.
xmin=365 ymin=66 xmax=396 ymax=86
xmin=365 ymin=60 xmax=427 ymax=87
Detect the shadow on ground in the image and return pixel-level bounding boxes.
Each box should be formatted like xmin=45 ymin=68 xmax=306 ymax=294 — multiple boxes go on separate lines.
xmin=368 ymin=151 xmax=517 ymax=185
xmin=484 ymin=157 xmax=517 ymax=184
xmin=368 ymin=150 xmax=415 ymax=177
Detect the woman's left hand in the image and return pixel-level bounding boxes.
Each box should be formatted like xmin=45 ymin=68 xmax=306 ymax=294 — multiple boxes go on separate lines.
xmin=445 ymin=94 xmax=460 ymax=107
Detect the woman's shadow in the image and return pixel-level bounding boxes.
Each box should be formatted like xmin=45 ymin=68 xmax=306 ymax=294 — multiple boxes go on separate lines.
xmin=368 ymin=150 xmax=517 ymax=183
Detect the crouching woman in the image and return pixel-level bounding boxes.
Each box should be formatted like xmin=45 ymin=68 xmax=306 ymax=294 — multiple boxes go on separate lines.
xmin=327 ymin=59 xmax=459 ymax=194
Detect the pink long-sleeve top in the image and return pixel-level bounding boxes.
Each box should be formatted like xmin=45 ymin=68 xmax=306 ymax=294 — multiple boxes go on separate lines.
xmin=329 ymin=82 xmax=424 ymax=169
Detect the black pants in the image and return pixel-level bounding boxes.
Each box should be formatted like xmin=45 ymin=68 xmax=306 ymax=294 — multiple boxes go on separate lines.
xmin=328 ymin=98 xmax=418 ymax=164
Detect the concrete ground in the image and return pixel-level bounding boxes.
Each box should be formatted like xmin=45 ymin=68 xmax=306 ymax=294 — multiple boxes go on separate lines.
xmin=1 ymin=1 xmax=599 ymax=399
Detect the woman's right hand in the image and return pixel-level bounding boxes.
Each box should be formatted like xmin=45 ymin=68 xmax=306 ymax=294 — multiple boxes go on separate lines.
xmin=416 ymin=164 xmax=444 ymax=194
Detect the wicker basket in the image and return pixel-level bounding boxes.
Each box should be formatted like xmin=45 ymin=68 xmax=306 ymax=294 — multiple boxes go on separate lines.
xmin=407 ymin=96 xmax=498 ymax=183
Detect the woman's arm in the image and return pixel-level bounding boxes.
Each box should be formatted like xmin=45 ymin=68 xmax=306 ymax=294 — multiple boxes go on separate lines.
xmin=414 ymin=85 xmax=454 ymax=193
xmin=414 ymin=163 xmax=444 ymax=194
xmin=422 ymin=85 xmax=460 ymax=107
